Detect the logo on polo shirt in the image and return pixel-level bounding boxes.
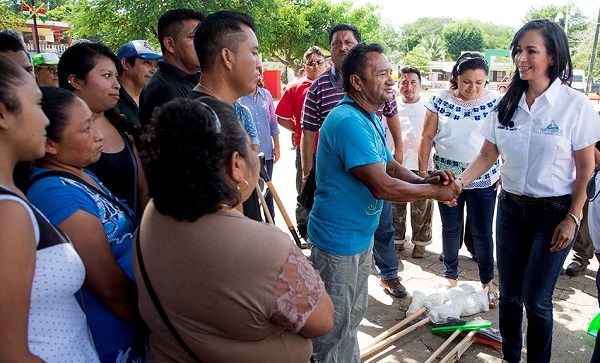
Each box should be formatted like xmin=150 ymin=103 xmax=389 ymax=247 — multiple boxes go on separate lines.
xmin=540 ymin=120 xmax=563 ymax=136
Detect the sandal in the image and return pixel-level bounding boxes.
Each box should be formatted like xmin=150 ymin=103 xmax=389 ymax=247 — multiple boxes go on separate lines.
xmin=488 ymin=291 xmax=499 ymax=309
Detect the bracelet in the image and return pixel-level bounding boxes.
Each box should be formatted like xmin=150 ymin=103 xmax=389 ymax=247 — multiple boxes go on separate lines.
xmin=458 ymin=177 xmax=465 ymax=187
xmin=566 ymin=212 xmax=580 ymax=226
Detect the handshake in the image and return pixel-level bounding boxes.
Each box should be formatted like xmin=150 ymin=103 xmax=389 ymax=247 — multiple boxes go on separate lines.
xmin=420 ymin=170 xmax=462 ymax=207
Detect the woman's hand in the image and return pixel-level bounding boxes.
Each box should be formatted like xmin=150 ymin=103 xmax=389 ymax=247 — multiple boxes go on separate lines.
xmin=550 ymin=217 xmax=577 ymax=252
xmin=422 ymin=170 xmax=456 ymax=185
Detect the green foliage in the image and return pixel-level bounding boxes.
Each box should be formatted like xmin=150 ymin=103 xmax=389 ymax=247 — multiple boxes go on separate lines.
xmin=404 ymin=45 xmax=431 ymax=71
xmin=400 ymin=17 xmax=453 ymax=54
xmin=420 ymin=34 xmax=444 ymax=61
xmin=251 ymin=0 xmax=382 ymax=72
xmin=0 ymin=1 xmax=23 ymax=29
xmin=523 ymin=4 xmax=591 ymax=47
xmin=443 ymin=20 xmax=485 ymax=60
xmin=480 ymin=22 xmax=515 ymax=50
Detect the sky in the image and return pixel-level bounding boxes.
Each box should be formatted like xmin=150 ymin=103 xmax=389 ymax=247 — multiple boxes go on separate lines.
xmin=333 ymin=0 xmax=599 ymax=29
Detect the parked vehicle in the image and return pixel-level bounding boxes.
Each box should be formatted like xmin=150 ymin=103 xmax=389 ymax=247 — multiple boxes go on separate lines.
xmin=421 ymin=77 xmax=433 ymax=90
xmin=497 ymin=81 xmax=510 ymax=93
xmin=571 ymin=69 xmax=586 ymax=93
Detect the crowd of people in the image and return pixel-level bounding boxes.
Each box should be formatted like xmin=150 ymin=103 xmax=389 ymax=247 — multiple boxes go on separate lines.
xmin=1 ymin=8 xmax=599 ymax=363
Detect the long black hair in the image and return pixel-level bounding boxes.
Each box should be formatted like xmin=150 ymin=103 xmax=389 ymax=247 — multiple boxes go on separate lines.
xmin=58 ymin=41 xmax=140 ymax=139
xmin=495 ymin=19 xmax=572 ymax=126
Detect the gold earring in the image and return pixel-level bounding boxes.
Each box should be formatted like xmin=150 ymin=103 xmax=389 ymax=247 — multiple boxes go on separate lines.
xmin=237 ymin=179 xmax=249 ymax=192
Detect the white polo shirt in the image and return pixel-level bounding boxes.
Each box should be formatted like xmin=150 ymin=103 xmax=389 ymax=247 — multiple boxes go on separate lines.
xmin=481 ymin=78 xmax=600 ymax=198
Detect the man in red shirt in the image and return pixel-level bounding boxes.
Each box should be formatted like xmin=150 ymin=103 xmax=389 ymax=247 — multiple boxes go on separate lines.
xmin=276 ymin=46 xmax=326 ymax=239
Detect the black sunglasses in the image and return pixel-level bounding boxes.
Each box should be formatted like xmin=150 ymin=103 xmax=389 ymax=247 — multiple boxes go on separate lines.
xmin=304 ymin=60 xmax=325 ymax=67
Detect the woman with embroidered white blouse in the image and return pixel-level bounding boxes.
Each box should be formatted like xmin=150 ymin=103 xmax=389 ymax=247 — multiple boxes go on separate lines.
xmin=418 ymin=53 xmax=500 ymax=304
xmin=458 ymin=20 xmax=600 ymax=363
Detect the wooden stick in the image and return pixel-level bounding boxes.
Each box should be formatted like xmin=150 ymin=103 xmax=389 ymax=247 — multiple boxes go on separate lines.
xmin=266 ymin=180 xmax=302 ymax=247
xmin=255 ymin=184 xmax=274 ymax=224
xmin=360 ymin=316 xmax=431 ymax=359
xmin=438 ymin=330 xmax=476 ymax=363
xmin=362 ymin=307 xmax=427 ymax=351
xmin=423 ymin=329 xmax=461 ymax=363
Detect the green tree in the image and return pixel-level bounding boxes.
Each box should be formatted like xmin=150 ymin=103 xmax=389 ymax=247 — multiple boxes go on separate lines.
xmin=523 ymin=4 xmax=591 ymax=49
xmin=254 ymin=0 xmax=383 ymax=72
xmin=443 ymin=20 xmax=485 ymax=60
xmin=480 ymin=22 xmax=515 ymax=50
xmin=403 ymin=45 xmax=431 ymax=71
xmin=0 ymin=1 xmax=24 ymax=29
xmin=400 ymin=17 xmax=453 ymax=54
xmin=420 ymin=34 xmax=444 ymax=61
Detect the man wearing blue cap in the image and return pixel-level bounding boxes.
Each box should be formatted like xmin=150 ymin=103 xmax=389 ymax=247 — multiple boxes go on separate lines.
xmin=116 ymin=40 xmax=163 ymax=128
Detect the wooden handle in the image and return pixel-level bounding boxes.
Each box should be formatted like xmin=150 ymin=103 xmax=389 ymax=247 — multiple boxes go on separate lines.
xmin=266 ymin=181 xmax=293 ymax=227
xmin=362 ymin=307 xmax=427 ymax=351
xmin=360 ymin=316 xmax=431 ymax=359
xmin=255 ymin=184 xmax=274 ymax=224
xmin=423 ymin=329 xmax=461 ymax=363
xmin=438 ymin=330 xmax=476 ymax=363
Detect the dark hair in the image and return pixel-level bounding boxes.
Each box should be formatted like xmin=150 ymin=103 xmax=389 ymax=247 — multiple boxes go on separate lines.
xmin=342 ymin=42 xmax=384 ymax=93
xmin=496 ymin=19 xmax=572 ymax=126
xmin=449 ymin=52 xmax=488 ymax=90
xmin=193 ymin=11 xmax=256 ymax=73
xmin=400 ymin=66 xmax=421 ymax=81
xmin=0 ymin=29 xmax=26 ymax=53
xmin=0 ymin=53 xmax=29 ymax=113
xmin=118 ymin=55 xmax=138 ymax=75
xmin=39 ymin=87 xmax=79 ymax=142
xmin=329 ymin=23 xmax=361 ymax=45
xmin=58 ymin=42 xmax=139 ymax=137
xmin=158 ymin=8 xmax=205 ymax=54
xmin=58 ymin=42 xmax=121 ymax=92
xmin=143 ymin=97 xmax=249 ymax=222
xmin=304 ymin=46 xmax=325 ymax=61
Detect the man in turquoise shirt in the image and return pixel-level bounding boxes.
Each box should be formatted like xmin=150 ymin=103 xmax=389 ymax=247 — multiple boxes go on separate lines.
xmin=308 ymin=43 xmax=460 ymax=362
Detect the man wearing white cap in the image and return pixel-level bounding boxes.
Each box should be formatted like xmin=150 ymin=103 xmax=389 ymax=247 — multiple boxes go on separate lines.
xmin=116 ymin=40 xmax=163 ymax=128
xmin=32 ymin=52 xmax=59 ymax=87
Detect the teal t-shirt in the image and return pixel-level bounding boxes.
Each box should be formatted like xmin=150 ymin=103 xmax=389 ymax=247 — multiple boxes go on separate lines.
xmin=308 ymin=96 xmax=392 ymax=255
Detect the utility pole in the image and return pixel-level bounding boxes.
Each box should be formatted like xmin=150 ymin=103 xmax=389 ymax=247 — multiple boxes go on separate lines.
xmin=565 ymin=0 xmax=570 ymax=36
xmin=587 ymin=3 xmax=600 ymax=95
xmin=30 ymin=0 xmax=40 ymax=53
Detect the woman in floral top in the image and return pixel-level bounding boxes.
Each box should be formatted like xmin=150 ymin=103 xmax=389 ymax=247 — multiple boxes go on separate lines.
xmin=418 ymin=52 xmax=500 ymax=307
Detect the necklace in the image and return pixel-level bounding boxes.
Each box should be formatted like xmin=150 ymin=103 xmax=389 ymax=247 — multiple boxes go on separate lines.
xmin=198 ymin=83 xmax=219 ymax=99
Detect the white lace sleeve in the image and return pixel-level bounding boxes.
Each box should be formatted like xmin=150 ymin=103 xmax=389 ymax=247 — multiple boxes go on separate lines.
xmin=270 ymin=242 xmax=325 ymax=333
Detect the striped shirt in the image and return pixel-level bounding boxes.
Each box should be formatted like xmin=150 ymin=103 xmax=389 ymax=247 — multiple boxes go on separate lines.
xmin=300 ymin=66 xmax=398 ymax=152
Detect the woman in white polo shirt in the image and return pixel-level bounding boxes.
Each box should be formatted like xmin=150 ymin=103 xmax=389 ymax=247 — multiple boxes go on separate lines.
xmin=458 ymin=20 xmax=600 ymax=363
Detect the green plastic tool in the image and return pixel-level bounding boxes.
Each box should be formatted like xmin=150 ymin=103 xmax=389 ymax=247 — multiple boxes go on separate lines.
xmin=431 ymin=319 xmax=492 ymax=333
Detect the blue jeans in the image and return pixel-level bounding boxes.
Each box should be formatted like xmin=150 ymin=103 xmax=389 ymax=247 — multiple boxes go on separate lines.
xmin=496 ymin=190 xmax=575 ymax=363
xmin=309 ymin=243 xmax=372 ymax=363
xmin=373 ymin=201 xmax=399 ymax=280
xmin=263 ymin=159 xmax=275 ymax=222
xmin=437 ymin=185 xmax=496 ymax=283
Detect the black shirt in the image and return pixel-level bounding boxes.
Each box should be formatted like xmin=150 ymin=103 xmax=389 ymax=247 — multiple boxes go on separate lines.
xmin=116 ymin=86 xmax=140 ymax=128
xmin=139 ymin=60 xmax=199 ymax=127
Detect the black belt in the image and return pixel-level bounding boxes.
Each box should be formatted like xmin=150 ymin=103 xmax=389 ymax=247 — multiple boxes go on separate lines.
xmin=502 ymin=190 xmax=571 ymax=212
